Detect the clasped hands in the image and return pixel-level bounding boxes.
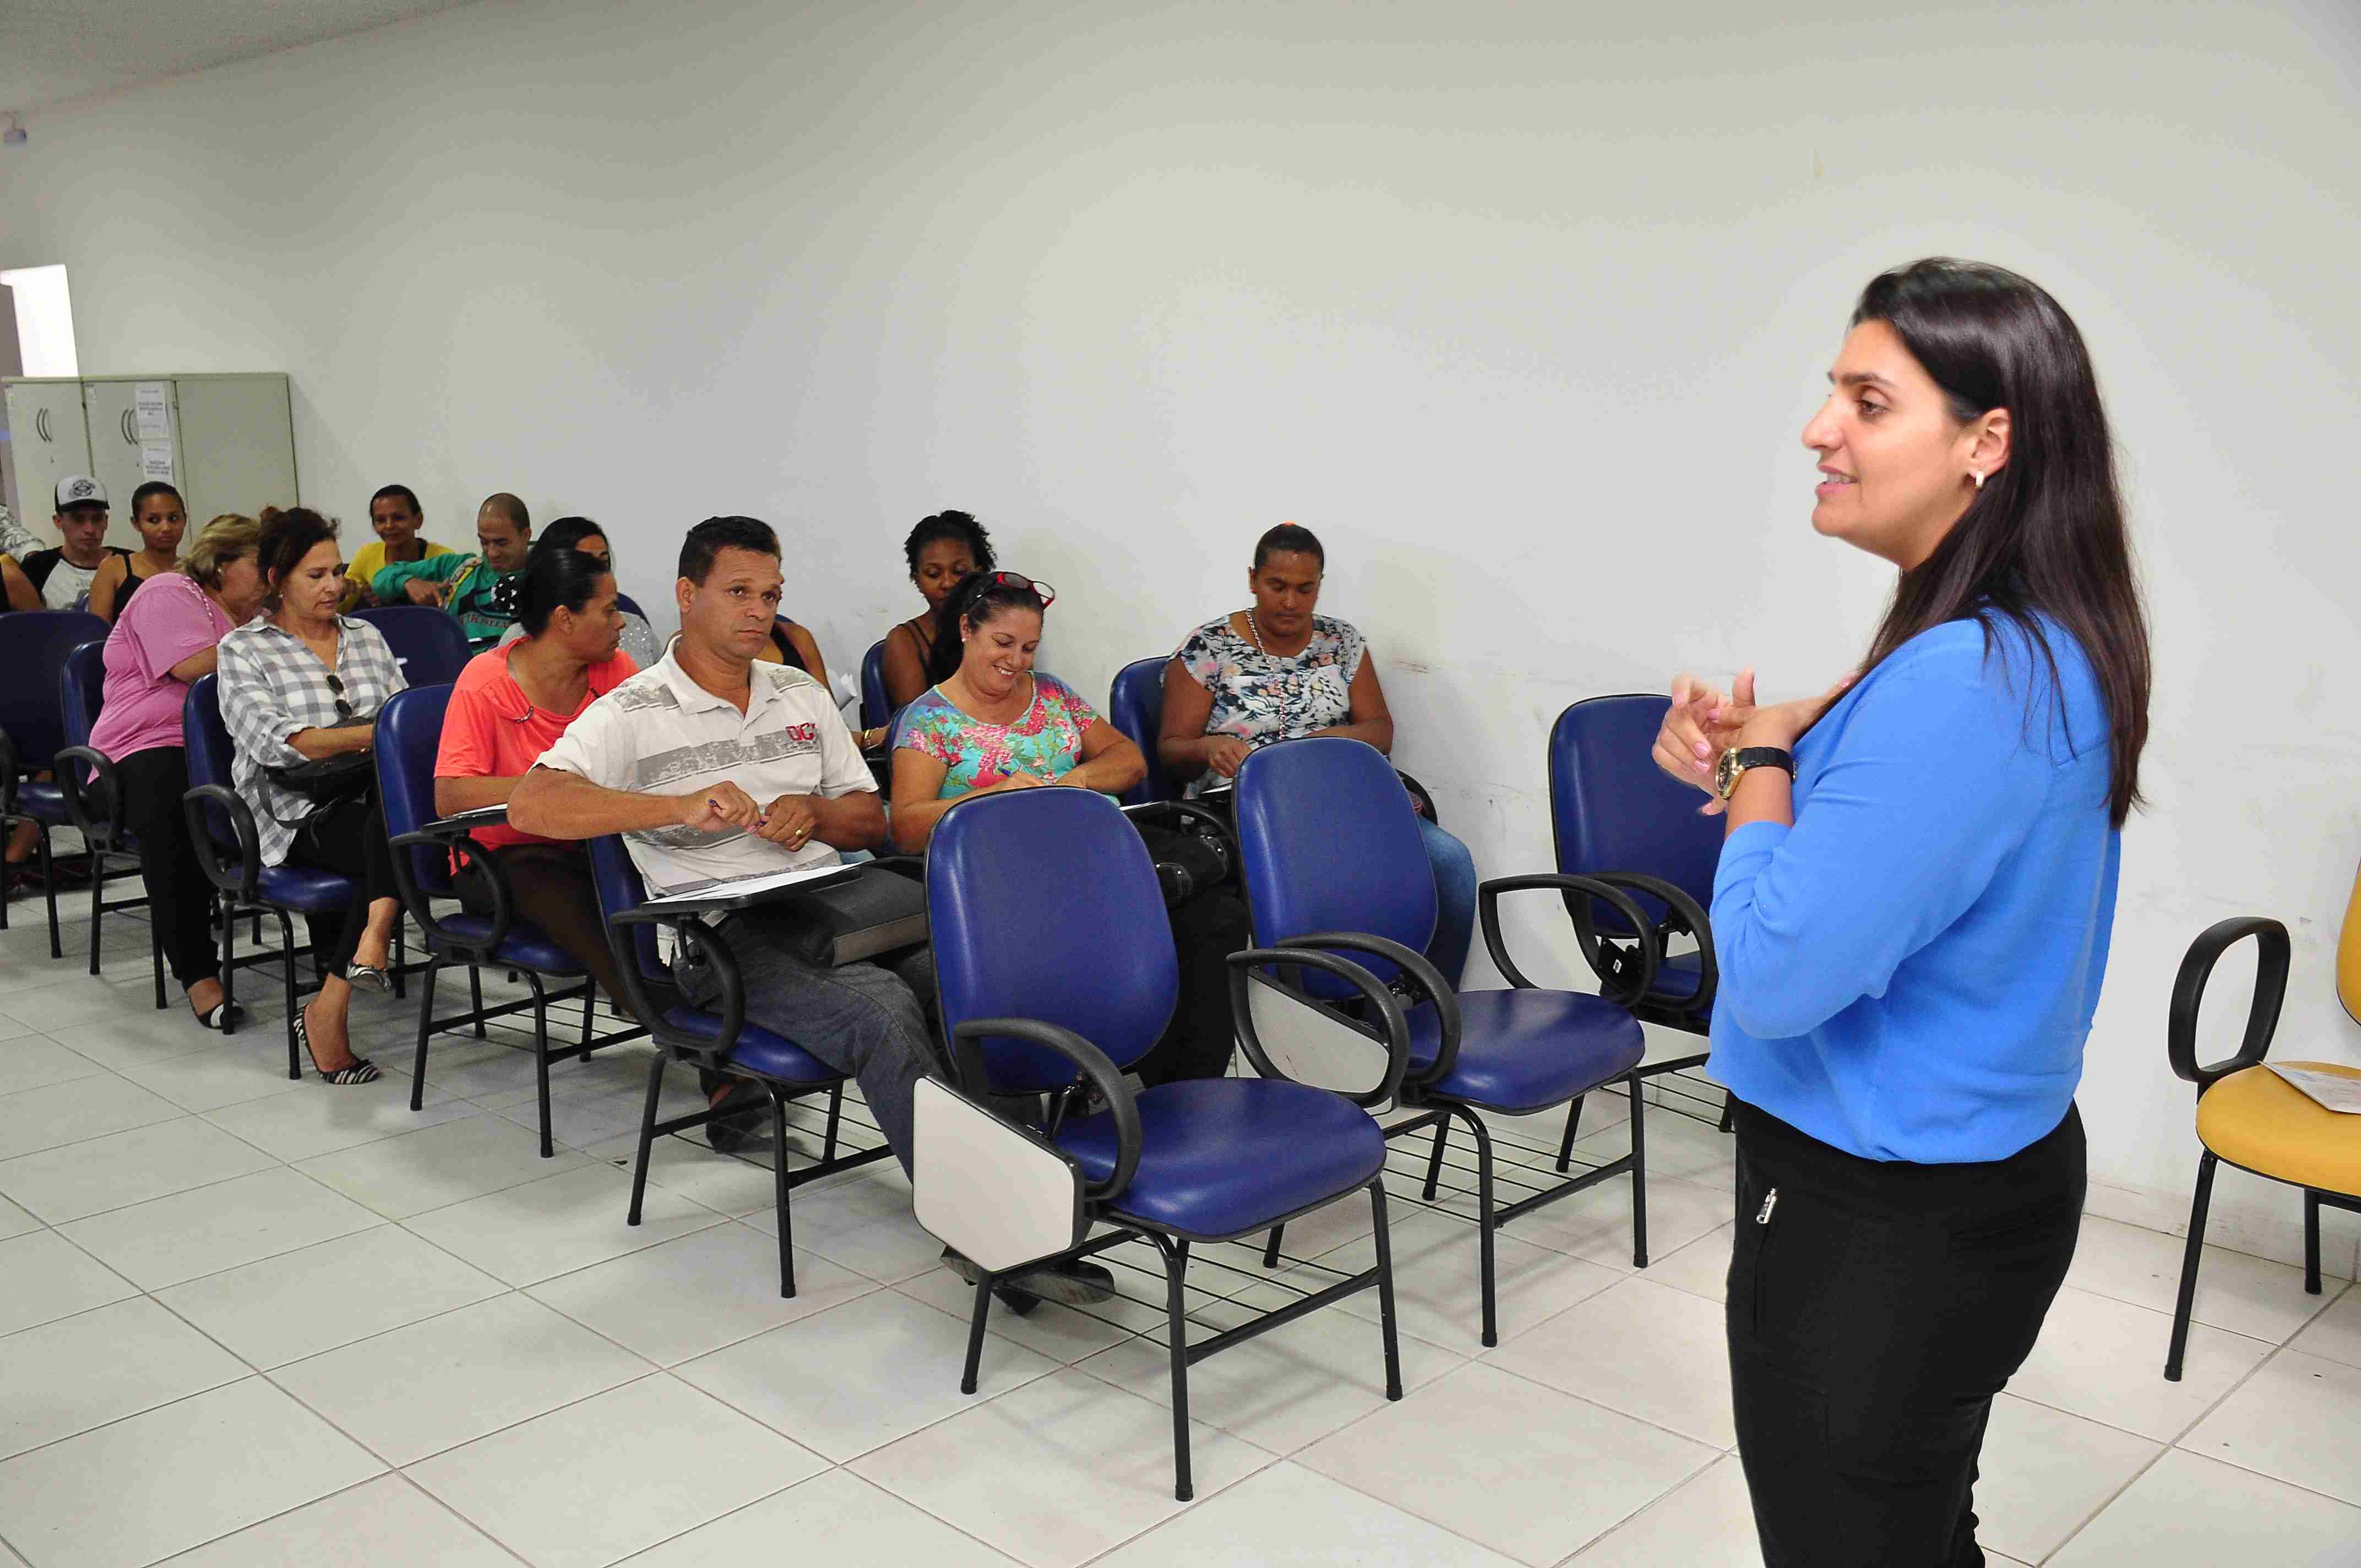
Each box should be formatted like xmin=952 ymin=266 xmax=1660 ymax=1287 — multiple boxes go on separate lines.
xmin=676 ymin=782 xmax=825 ymax=848
xmin=1652 ymin=667 xmax=1856 ymax=817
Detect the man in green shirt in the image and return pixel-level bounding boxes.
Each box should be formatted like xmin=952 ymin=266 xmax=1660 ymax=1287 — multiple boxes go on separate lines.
xmin=372 ymin=492 xmax=532 ymax=647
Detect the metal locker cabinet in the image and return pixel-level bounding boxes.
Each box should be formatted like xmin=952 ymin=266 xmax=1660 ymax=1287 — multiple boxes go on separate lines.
xmin=2 ymin=378 xmax=92 ymax=543
xmin=173 ymin=374 xmax=298 ymax=525
xmin=81 ymin=378 xmax=182 ymax=551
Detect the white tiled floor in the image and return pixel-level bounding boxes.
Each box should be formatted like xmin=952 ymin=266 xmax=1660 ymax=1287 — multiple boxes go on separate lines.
xmin=2 ymin=913 xmax=2359 ymax=1566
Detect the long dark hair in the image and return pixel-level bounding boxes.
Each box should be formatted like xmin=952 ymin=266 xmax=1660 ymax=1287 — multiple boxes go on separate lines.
xmin=927 ymin=572 xmax=1046 ymax=684
xmin=1849 ymin=258 xmax=2150 ymax=826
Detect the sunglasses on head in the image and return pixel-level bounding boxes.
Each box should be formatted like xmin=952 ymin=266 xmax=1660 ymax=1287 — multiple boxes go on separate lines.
xmin=325 ymin=672 xmax=354 ymax=720
xmin=969 ymin=570 xmax=1056 ymax=611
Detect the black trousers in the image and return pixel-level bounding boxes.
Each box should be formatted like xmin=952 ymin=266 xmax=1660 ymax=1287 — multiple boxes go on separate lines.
xmin=1133 ymin=885 xmax=1252 ymax=1088
xmin=284 ymin=797 xmax=398 ymax=973
xmin=1727 ymin=1098 xmax=2085 ymax=1568
xmin=113 ymin=747 xmax=215 ymax=988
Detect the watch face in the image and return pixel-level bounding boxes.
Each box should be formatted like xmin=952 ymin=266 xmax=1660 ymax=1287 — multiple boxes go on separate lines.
xmin=1713 ymin=748 xmax=1737 ymax=799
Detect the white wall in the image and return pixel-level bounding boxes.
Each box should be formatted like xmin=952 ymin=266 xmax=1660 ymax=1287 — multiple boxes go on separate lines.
xmin=3 ymin=0 xmax=2356 ymax=1266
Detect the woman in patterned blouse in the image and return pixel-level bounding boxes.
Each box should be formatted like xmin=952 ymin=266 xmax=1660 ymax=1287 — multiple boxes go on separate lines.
xmin=1158 ymin=522 xmax=1479 ymax=986
xmin=217 ymin=508 xmax=406 ymax=1084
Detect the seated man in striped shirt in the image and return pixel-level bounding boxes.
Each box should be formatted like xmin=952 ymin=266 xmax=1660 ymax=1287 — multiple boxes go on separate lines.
xmin=509 ymin=515 xmax=1114 ymax=1305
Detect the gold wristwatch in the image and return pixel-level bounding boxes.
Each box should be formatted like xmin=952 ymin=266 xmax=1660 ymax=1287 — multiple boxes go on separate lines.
xmin=1714 ymin=746 xmax=1795 ymax=801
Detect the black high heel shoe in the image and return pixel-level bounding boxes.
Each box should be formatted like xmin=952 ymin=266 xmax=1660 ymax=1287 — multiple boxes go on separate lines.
xmin=293 ymin=1007 xmax=379 ymax=1086
xmin=191 ymin=998 xmax=246 ymax=1031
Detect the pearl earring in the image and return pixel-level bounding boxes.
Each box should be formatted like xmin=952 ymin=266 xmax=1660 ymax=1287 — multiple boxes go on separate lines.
xmin=1970 ymin=470 xmax=1984 ymax=490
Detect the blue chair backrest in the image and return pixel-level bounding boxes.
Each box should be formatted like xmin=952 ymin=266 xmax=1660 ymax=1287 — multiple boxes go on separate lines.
xmin=614 ymin=592 xmax=646 ymax=622
xmin=587 ymin=833 xmax=668 ymax=990
xmin=1549 ymin=695 xmax=1721 ymax=935
xmin=859 ymin=639 xmax=890 ymax=733
xmin=1235 ymin=738 xmax=1435 ymax=964
xmin=352 ymin=605 xmax=471 ymax=687
xmin=1107 ymin=657 xmax=1172 ymax=807
xmin=0 ymin=610 xmax=107 ymax=771
xmin=374 ymin=685 xmax=457 ymax=898
xmin=929 ymin=789 xmax=1177 ymax=1094
xmin=61 ymin=640 xmax=104 ymax=748
xmin=183 ymin=674 xmax=238 ymax=851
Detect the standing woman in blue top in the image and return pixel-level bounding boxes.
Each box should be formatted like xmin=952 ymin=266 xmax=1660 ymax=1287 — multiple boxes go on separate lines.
xmin=1653 ymin=258 xmax=2150 ymax=1567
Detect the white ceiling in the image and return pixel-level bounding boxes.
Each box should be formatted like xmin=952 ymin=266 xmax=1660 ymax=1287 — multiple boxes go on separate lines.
xmin=0 ymin=0 xmax=479 ymax=117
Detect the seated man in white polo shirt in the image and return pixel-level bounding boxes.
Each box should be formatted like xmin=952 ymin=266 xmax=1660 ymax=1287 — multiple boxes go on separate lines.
xmin=511 ymin=515 xmax=934 ymax=1166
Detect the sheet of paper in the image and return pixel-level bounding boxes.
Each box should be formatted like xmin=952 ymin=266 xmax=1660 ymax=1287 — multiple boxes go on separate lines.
xmin=139 ymin=442 xmax=175 ymax=480
xmin=432 ymin=805 xmax=512 ymax=827
xmin=134 ymin=382 xmax=171 ymax=439
xmin=639 ymin=862 xmax=857 ymax=910
xmin=2267 ymin=1063 xmax=2361 ymax=1115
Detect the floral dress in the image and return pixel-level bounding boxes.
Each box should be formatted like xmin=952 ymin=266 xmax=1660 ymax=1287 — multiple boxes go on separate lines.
xmin=896 ymin=673 xmax=1101 ymax=797
xmin=1172 ymin=613 xmax=1367 ymax=754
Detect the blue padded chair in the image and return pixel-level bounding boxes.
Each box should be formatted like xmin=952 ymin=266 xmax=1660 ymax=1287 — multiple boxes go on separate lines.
xmin=1548 ymin=694 xmax=1726 ymax=1142
xmin=589 ymin=834 xmax=893 ymax=1296
xmin=376 ymin=686 xmax=648 ymax=1157
xmin=352 ymin=605 xmax=472 ymax=687
xmin=1107 ymin=656 xmax=1171 ymax=807
xmin=1233 ymin=737 xmax=1655 ymax=1347
xmin=179 ymin=674 xmax=363 ymax=1079
xmin=920 ymin=786 xmax=1403 ymax=1500
xmin=53 ymin=640 xmax=164 ymax=995
xmin=858 ymin=638 xmax=891 ymax=734
xmin=0 ymin=609 xmax=110 ymax=957
xmin=613 ymin=591 xmax=647 ymax=623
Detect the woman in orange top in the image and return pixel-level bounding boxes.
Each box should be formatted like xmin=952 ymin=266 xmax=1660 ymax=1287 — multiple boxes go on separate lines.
xmin=433 ymin=539 xmax=638 ymax=1007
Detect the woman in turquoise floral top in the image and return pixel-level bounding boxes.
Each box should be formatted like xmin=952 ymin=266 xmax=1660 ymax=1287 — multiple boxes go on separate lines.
xmin=889 ymin=571 xmax=1145 ymax=851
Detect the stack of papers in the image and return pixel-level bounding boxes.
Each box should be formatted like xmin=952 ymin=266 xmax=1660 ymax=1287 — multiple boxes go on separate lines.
xmin=2267 ymin=1064 xmax=2361 ymax=1115
xmin=639 ymin=862 xmax=856 ymax=911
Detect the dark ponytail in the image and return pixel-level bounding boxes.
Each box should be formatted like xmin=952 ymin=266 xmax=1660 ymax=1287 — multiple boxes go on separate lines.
xmin=925 ymin=572 xmax=1046 ymax=684
xmin=516 ymin=540 xmax=611 ymax=637
xmin=1849 ymin=258 xmax=2150 ymax=826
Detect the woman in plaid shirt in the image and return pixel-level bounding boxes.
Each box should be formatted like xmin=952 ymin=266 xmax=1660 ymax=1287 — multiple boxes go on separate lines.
xmin=217 ymin=508 xmax=406 ymax=1084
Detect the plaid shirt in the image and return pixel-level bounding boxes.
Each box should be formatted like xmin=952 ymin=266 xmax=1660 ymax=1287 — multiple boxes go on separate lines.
xmin=216 ymin=615 xmax=407 ymax=865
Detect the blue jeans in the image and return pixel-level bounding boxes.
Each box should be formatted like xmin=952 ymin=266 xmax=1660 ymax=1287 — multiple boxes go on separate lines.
xmin=1419 ymin=816 xmax=1476 ymax=989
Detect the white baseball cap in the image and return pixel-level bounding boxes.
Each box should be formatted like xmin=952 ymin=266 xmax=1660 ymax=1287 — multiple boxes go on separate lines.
xmin=54 ymin=476 xmax=107 ymax=511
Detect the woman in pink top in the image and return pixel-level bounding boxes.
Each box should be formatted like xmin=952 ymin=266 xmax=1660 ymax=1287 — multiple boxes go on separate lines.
xmin=434 ymin=540 xmax=638 ymax=1009
xmin=90 ymin=514 xmax=268 ymax=1028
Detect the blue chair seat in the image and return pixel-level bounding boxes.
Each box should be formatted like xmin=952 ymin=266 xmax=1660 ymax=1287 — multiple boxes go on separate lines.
xmin=1406 ymin=990 xmax=1646 ymax=1114
xmin=659 ymin=1006 xmax=840 ymax=1086
xmin=1057 ymin=1079 xmax=1387 ymax=1238
xmin=432 ymin=913 xmax=585 ymax=974
xmin=1650 ymin=950 xmax=1703 ymax=1000
xmin=255 ymin=863 xmax=357 ymax=913
xmin=15 ymin=780 xmax=69 ymax=826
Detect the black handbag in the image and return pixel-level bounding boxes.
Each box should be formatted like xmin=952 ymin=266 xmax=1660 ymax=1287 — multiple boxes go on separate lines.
xmin=266 ymin=750 xmax=376 ymax=818
xmin=763 ymin=858 xmax=929 ymax=967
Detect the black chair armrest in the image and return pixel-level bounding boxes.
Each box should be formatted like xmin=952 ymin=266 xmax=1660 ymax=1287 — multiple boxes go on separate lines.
xmin=610 ymin=905 xmax=746 ymax=1053
xmin=54 ymin=745 xmax=120 ymax=848
xmin=0 ymin=729 xmax=18 ymax=815
xmin=1572 ymin=870 xmax=1717 ymax=1017
xmin=2167 ymin=916 xmax=2291 ymax=1093
xmin=1479 ymin=873 xmax=1661 ymax=1007
xmin=180 ymin=783 xmax=260 ymax=902
xmin=950 ymin=1017 xmax=1142 ymax=1200
xmin=1260 ymin=930 xmax=1460 ymax=1084
xmin=1225 ymin=945 xmax=1413 ymax=1107
xmin=1396 ymin=769 xmax=1440 ymax=828
xmin=387 ymin=827 xmax=510 ymax=954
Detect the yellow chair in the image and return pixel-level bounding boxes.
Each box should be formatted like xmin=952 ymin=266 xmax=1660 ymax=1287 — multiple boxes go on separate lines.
xmin=2165 ymin=916 xmax=2361 ymax=1380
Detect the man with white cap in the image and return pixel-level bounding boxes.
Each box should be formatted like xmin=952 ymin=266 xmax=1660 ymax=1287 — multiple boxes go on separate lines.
xmin=22 ymin=477 xmax=129 ymax=612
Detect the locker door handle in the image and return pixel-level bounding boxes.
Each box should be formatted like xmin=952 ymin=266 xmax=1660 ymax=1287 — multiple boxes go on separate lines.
xmin=122 ymin=409 xmax=136 ymax=444
xmin=34 ymin=408 xmax=48 ymax=443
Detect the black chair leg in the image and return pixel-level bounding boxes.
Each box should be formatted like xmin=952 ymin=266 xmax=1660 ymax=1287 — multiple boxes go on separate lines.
xmin=466 ymin=960 xmax=483 ymax=1037
xmin=576 ymin=980 xmax=596 ymax=1060
xmin=2166 ymin=1151 xmax=2218 ymax=1381
xmin=37 ymin=830 xmax=60 ymax=959
xmin=1421 ymin=1118 xmax=1451 ymax=1201
xmin=276 ymin=911 xmax=301 ymax=1080
xmin=1628 ymin=1070 xmax=1649 ymax=1268
xmin=1161 ymin=1236 xmax=1195 ymax=1501
xmin=85 ymin=852 xmax=104 ymax=976
xmin=1262 ymin=1225 xmax=1285 ymax=1268
xmin=627 ymin=1046 xmax=670 ymax=1226
xmin=216 ymin=900 xmax=239 ymax=1038
xmin=409 ymin=958 xmax=441 ymax=1112
xmin=1555 ymin=1093 xmax=1586 ymax=1173
xmin=960 ymin=1268 xmax=994 ymax=1395
xmin=820 ymin=1083 xmax=844 ymax=1165
xmin=1462 ymin=1108 xmax=1499 ymax=1348
xmin=528 ymin=974 xmax=554 ymax=1158
xmin=391 ymin=923 xmax=407 ymax=1000
xmin=1718 ymin=1090 xmax=1736 ymax=1135
xmin=2306 ymin=1190 xmax=2324 ymax=1295
xmin=771 ymin=1089 xmax=797 ymax=1298
xmin=1369 ymin=1180 xmax=1403 ymax=1400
